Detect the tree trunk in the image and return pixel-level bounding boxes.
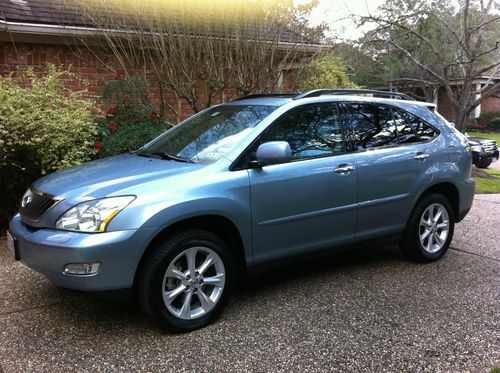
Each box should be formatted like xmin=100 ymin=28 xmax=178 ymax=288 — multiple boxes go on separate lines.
xmin=452 ymin=107 xmax=468 ymax=132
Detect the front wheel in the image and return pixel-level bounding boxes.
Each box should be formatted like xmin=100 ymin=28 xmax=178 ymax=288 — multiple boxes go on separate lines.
xmin=400 ymin=193 xmax=455 ymax=262
xmin=136 ymin=230 xmax=235 ymax=332
xmin=474 ymin=158 xmax=492 ymax=169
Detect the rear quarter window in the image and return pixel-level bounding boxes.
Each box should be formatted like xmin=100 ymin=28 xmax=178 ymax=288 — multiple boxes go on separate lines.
xmin=400 ymin=110 xmax=439 ymax=142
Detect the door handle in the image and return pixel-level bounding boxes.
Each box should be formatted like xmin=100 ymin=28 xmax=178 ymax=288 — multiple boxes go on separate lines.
xmin=414 ymin=152 xmax=430 ymax=160
xmin=334 ymin=164 xmax=356 ymax=174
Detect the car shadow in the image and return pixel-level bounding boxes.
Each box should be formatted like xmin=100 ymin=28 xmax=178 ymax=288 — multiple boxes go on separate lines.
xmin=46 ymin=241 xmax=408 ymax=331
xmin=238 ymin=241 xmax=406 ymax=296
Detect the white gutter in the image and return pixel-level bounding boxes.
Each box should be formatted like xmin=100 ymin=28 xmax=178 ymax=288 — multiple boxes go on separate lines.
xmin=0 ymin=19 xmax=100 ymax=36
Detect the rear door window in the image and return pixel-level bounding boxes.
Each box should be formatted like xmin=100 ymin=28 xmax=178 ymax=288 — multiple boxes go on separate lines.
xmin=344 ymin=103 xmax=399 ymax=150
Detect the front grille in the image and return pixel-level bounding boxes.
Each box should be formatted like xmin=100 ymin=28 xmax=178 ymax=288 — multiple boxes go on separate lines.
xmin=483 ymin=142 xmax=498 ymax=154
xmin=20 ymin=189 xmax=57 ymax=221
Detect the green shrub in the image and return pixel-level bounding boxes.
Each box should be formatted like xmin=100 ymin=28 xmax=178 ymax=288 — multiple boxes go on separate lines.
xmin=94 ymin=107 xmax=171 ymax=157
xmin=477 ymin=111 xmax=500 ymax=131
xmin=94 ymin=75 xmax=172 ymax=157
xmin=0 ymin=66 xmax=96 ymax=230
xmin=98 ymin=73 xmax=150 ymax=109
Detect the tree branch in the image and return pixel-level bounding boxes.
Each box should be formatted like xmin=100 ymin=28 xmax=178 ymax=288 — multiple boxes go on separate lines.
xmin=467 ymin=80 xmax=500 ymax=112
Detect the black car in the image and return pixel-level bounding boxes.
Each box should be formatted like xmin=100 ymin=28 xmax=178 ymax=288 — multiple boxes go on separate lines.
xmin=468 ymin=136 xmax=499 ymax=168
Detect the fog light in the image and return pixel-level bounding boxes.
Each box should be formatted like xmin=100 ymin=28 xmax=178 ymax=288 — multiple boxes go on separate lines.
xmin=64 ymin=262 xmax=101 ymax=275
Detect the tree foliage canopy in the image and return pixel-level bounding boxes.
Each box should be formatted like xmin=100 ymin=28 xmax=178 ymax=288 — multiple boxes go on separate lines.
xmin=297 ymin=53 xmax=358 ymax=91
xmin=353 ymin=0 xmax=500 ymax=129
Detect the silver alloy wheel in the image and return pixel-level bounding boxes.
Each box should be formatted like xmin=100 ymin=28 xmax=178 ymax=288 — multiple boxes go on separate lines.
xmin=419 ymin=203 xmax=450 ymax=254
xmin=161 ymin=246 xmax=225 ymax=320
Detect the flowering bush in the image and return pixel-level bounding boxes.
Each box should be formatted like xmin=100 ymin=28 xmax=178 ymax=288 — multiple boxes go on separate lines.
xmin=477 ymin=112 xmax=500 ymax=131
xmin=467 ymin=122 xmax=489 ymax=131
xmin=94 ymin=74 xmax=172 ymax=157
xmin=94 ymin=106 xmax=171 ymax=157
xmin=0 ymin=66 xmax=96 ymax=229
xmin=98 ymin=74 xmax=149 ymax=110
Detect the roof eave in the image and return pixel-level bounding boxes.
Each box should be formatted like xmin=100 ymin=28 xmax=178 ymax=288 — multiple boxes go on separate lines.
xmin=0 ymin=19 xmax=325 ymax=52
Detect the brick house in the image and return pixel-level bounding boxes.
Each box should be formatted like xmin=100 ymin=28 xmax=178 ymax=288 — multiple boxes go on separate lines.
xmin=0 ymin=0 xmax=317 ymax=120
xmin=385 ymin=76 xmax=500 ymax=124
xmin=434 ymin=77 xmax=500 ymax=123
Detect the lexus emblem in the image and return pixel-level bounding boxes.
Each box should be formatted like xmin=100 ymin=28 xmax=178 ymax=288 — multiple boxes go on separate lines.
xmin=21 ymin=195 xmax=32 ymax=208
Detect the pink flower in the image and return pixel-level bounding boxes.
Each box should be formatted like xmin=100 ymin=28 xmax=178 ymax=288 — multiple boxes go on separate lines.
xmin=106 ymin=107 xmax=117 ymax=117
xmin=94 ymin=140 xmax=104 ymax=154
xmin=115 ymin=69 xmax=124 ymax=80
xmin=108 ymin=120 xmax=118 ymax=133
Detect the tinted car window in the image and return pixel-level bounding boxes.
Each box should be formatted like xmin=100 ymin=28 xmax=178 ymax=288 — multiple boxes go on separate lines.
xmin=345 ymin=103 xmax=399 ymax=150
xmin=259 ymin=104 xmax=344 ymax=160
xmin=400 ymin=111 xmax=439 ymax=141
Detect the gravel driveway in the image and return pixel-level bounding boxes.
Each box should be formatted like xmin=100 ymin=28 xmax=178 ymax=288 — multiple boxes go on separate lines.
xmin=0 ymin=195 xmax=499 ymax=372
xmin=489 ymin=161 xmax=500 ymax=171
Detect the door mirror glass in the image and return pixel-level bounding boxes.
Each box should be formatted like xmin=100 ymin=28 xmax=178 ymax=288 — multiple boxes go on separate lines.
xmin=255 ymin=141 xmax=292 ymax=166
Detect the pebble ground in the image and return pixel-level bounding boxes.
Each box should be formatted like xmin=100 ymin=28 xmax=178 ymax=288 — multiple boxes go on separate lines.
xmin=0 ymin=195 xmax=499 ymax=372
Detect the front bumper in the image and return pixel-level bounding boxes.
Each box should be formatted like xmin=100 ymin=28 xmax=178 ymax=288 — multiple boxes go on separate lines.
xmin=8 ymin=214 xmax=156 ymax=291
xmin=473 ymin=150 xmax=499 ymax=163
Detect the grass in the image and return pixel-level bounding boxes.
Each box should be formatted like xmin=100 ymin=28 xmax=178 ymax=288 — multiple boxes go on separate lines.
xmin=467 ymin=131 xmax=500 ymax=143
xmin=474 ymin=168 xmax=500 ymax=194
xmin=466 ymin=131 xmax=500 ymax=193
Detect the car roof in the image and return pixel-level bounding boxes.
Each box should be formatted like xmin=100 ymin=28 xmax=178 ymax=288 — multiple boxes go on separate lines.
xmin=224 ymin=97 xmax=294 ymax=106
xmin=223 ymin=94 xmax=436 ymax=109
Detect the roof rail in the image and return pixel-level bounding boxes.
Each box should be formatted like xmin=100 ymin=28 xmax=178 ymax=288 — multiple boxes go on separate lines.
xmin=232 ymin=93 xmax=298 ymax=101
xmin=294 ymin=89 xmax=416 ymax=101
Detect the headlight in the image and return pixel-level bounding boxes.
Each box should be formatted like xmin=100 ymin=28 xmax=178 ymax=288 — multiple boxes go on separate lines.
xmin=470 ymin=144 xmax=484 ymax=152
xmin=55 ymin=196 xmax=135 ymax=232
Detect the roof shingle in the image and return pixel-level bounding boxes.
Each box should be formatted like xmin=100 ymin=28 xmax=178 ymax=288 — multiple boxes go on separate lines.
xmin=0 ymin=0 xmax=319 ymax=45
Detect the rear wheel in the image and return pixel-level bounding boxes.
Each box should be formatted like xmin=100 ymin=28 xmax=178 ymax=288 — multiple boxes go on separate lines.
xmin=474 ymin=158 xmax=492 ymax=169
xmin=136 ymin=229 xmax=235 ymax=332
xmin=400 ymin=193 xmax=454 ymax=262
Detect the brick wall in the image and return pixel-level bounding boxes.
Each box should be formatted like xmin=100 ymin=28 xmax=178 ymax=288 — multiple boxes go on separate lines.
xmin=0 ymin=41 xmax=295 ymax=121
xmin=436 ymin=86 xmax=500 ymax=122
xmin=481 ymin=95 xmax=500 ymax=114
xmin=437 ymin=86 xmax=454 ymax=121
xmin=0 ymin=41 xmax=207 ymax=120
xmin=0 ymin=42 xmax=114 ymax=94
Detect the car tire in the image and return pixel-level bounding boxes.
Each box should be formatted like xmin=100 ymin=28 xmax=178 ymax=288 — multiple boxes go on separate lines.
xmin=474 ymin=158 xmax=492 ymax=169
xmin=400 ymin=193 xmax=455 ymax=263
xmin=135 ymin=229 xmax=236 ymax=333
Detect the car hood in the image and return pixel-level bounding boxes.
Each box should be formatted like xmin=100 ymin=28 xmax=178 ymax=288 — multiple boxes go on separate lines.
xmin=32 ymin=153 xmax=205 ymax=199
xmin=468 ymin=137 xmax=496 ymax=145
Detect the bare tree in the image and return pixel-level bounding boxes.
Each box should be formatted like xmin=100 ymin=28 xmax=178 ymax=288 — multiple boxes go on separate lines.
xmin=62 ymin=0 xmax=322 ymax=122
xmin=357 ymin=0 xmax=500 ymax=130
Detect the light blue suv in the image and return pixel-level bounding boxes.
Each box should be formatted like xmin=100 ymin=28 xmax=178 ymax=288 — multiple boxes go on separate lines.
xmin=7 ymin=89 xmax=475 ymax=331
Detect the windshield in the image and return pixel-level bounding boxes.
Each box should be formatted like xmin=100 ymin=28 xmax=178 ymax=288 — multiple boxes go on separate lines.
xmin=138 ymin=105 xmax=277 ymax=163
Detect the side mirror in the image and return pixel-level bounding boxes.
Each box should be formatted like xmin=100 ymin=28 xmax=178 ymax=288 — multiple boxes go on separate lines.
xmin=254 ymin=141 xmax=292 ymax=167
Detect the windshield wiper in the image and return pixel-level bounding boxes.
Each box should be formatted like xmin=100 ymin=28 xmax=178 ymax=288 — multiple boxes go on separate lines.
xmin=138 ymin=152 xmax=194 ymax=163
